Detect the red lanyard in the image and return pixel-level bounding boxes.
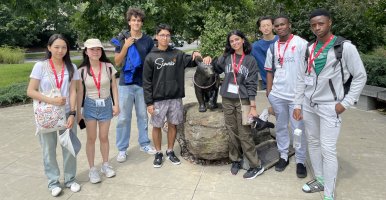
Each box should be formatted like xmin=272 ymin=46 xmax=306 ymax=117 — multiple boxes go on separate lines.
xmin=90 ymin=62 xmax=102 ymax=98
xmin=49 ymin=59 xmax=65 ymax=90
xmin=277 ymin=34 xmax=294 ymax=66
xmin=307 ymin=35 xmax=335 ymax=73
xmin=232 ymin=53 xmax=245 ymax=83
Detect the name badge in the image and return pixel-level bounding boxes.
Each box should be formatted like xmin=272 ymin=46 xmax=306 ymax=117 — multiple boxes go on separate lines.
xmin=95 ymin=99 xmax=105 ymax=107
xmin=275 ymin=68 xmax=286 ymax=79
xmin=305 ymin=76 xmax=314 ymax=86
xmin=227 ymin=83 xmax=239 ymax=94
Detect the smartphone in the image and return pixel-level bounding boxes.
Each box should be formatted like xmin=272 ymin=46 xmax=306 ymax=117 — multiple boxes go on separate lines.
xmin=79 ymin=119 xmax=86 ymax=129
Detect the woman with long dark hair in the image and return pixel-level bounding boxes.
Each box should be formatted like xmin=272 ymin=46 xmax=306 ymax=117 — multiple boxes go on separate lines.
xmin=77 ymin=39 xmax=119 ymax=184
xmin=203 ymin=30 xmax=264 ymax=179
xmin=27 ymin=34 xmax=81 ymax=196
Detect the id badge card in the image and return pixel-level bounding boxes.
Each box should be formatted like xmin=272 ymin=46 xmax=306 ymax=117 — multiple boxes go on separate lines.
xmin=227 ymin=83 xmax=239 ymax=94
xmin=95 ymin=99 xmax=105 ymax=107
xmin=305 ymin=75 xmax=314 ymax=86
xmin=275 ymin=68 xmax=286 ymax=79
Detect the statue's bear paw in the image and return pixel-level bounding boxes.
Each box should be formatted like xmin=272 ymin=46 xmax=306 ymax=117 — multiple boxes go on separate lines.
xmin=199 ymin=104 xmax=207 ymax=112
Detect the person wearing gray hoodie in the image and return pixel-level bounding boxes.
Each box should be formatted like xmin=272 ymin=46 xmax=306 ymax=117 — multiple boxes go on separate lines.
xmin=293 ymin=9 xmax=367 ymax=200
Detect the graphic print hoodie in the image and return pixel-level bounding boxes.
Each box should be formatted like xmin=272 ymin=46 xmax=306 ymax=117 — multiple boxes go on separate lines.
xmin=143 ymin=46 xmax=196 ymax=105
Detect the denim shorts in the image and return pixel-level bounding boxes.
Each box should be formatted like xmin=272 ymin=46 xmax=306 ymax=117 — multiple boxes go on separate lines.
xmin=83 ymin=96 xmax=113 ymax=122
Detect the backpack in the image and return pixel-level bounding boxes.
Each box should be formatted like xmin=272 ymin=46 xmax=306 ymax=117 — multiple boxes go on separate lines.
xmin=268 ymin=43 xmax=277 ymax=74
xmin=80 ymin=63 xmax=115 ymax=107
xmin=304 ymin=36 xmax=353 ymax=96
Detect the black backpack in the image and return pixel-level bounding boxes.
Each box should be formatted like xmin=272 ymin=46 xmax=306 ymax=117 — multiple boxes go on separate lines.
xmin=80 ymin=63 xmax=115 ymax=107
xmin=268 ymin=43 xmax=277 ymax=74
xmin=304 ymin=36 xmax=353 ymax=96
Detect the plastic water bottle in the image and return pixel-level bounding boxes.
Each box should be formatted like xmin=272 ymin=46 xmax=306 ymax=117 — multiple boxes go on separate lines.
xmin=259 ymin=108 xmax=269 ymax=122
xmin=293 ymin=129 xmax=302 ymax=149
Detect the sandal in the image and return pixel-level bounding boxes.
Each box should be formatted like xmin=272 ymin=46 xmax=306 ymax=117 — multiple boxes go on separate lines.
xmin=302 ymin=179 xmax=324 ymax=193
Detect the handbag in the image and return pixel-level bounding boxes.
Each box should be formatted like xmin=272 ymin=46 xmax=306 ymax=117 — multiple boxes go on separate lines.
xmin=33 ymin=61 xmax=67 ymax=135
xmin=59 ymin=129 xmax=81 ymax=157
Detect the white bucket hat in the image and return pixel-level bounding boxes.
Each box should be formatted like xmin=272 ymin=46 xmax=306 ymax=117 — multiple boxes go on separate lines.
xmin=84 ymin=38 xmax=104 ymax=49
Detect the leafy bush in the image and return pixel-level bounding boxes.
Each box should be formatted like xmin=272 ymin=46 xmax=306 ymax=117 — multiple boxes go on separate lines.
xmin=362 ymin=54 xmax=386 ymax=88
xmin=0 ymin=46 xmax=25 ymax=64
xmin=0 ymin=82 xmax=30 ymax=107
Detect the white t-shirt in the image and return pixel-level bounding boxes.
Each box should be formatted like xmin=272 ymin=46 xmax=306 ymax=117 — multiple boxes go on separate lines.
xmin=264 ymin=35 xmax=307 ymax=101
xmin=30 ymin=60 xmax=80 ymax=112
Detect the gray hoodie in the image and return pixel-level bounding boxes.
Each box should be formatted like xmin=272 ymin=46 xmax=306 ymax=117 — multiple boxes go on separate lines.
xmin=294 ymin=39 xmax=367 ymax=109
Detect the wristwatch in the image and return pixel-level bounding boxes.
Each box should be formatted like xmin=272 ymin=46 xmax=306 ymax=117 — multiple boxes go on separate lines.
xmin=69 ymin=110 xmax=76 ymax=116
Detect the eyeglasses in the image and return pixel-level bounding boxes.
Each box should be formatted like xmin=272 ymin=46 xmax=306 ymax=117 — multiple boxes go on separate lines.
xmin=158 ymin=34 xmax=171 ymax=39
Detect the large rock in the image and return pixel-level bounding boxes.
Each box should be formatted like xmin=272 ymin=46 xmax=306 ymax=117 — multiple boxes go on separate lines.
xmin=177 ymin=103 xmax=276 ymax=163
xmin=177 ymin=103 xmax=228 ymax=161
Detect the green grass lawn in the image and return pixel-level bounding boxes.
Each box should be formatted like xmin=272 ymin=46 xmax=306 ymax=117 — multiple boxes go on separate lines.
xmin=0 ymin=63 xmax=34 ymax=88
xmin=0 ymin=57 xmax=114 ymax=88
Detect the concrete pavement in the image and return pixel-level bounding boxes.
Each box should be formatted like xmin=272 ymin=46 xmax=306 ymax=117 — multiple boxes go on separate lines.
xmin=0 ymin=68 xmax=385 ymax=200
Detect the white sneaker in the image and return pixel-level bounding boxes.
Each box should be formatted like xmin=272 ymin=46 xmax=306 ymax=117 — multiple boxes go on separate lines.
xmin=116 ymin=151 xmax=127 ymax=162
xmin=140 ymin=145 xmax=156 ymax=154
xmin=101 ymin=163 xmax=116 ymax=178
xmin=89 ymin=167 xmax=101 ymax=184
xmin=66 ymin=182 xmax=81 ymax=193
xmin=51 ymin=186 xmax=62 ymax=197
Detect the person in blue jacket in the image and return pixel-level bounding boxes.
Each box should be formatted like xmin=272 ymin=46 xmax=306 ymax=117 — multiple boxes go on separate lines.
xmin=112 ymin=7 xmax=156 ymax=163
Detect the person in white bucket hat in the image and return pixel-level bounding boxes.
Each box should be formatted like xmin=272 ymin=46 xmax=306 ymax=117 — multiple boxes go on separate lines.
xmin=77 ymin=38 xmax=120 ymax=184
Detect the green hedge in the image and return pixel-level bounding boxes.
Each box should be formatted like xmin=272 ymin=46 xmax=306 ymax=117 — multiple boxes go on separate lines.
xmin=0 ymin=82 xmax=29 ymax=107
xmin=362 ymin=54 xmax=386 ymax=88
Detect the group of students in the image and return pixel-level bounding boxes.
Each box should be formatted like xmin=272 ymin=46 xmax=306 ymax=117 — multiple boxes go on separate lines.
xmin=26 ymin=7 xmax=366 ymax=200
xmin=244 ymin=9 xmax=366 ymax=200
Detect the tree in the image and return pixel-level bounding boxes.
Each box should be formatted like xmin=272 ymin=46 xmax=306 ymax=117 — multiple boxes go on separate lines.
xmin=0 ymin=0 xmax=78 ymax=48
xmin=258 ymin=0 xmax=385 ymax=52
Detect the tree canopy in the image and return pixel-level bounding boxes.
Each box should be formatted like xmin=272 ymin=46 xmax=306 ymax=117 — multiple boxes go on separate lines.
xmin=0 ymin=0 xmax=384 ymax=54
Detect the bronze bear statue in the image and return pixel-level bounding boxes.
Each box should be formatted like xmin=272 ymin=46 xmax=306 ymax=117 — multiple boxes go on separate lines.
xmin=193 ymin=56 xmax=220 ymax=112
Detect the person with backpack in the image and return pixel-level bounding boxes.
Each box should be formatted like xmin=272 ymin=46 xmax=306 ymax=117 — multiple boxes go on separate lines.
xmin=111 ymin=8 xmax=156 ymax=163
xmin=251 ymin=16 xmax=278 ymax=90
xmin=27 ymin=34 xmax=81 ymax=196
xmin=293 ymin=9 xmax=367 ymax=200
xmin=264 ymin=15 xmax=308 ymax=178
xmin=77 ymin=38 xmax=119 ymax=184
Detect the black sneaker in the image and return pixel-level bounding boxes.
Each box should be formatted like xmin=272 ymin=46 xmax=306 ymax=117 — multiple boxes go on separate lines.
xmin=243 ymin=166 xmax=265 ymax=179
xmin=275 ymin=158 xmax=289 ymax=172
xmin=296 ymin=163 xmax=307 ymax=178
xmin=166 ymin=150 xmax=181 ymax=165
xmin=153 ymin=152 xmax=163 ymax=168
xmin=230 ymin=161 xmax=241 ymax=175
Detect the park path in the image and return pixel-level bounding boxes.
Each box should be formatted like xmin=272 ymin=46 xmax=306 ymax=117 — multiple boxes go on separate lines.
xmin=0 ymin=68 xmax=385 ymax=200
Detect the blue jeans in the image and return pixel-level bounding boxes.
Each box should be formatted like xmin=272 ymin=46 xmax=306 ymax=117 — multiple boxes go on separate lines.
xmin=116 ymin=84 xmax=150 ymax=151
xmin=39 ymin=114 xmax=77 ymax=190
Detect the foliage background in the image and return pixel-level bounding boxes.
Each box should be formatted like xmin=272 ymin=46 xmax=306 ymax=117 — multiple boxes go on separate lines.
xmin=0 ymin=0 xmax=384 ymax=54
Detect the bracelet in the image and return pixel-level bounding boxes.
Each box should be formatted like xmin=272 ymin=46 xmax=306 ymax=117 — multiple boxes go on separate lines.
xmin=250 ymin=105 xmax=256 ymax=108
xmin=69 ymin=110 xmax=76 ymax=116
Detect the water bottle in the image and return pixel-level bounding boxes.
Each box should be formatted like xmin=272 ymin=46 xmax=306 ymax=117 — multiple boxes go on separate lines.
xmin=259 ymin=108 xmax=269 ymax=122
xmin=293 ymin=128 xmax=302 ymax=149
